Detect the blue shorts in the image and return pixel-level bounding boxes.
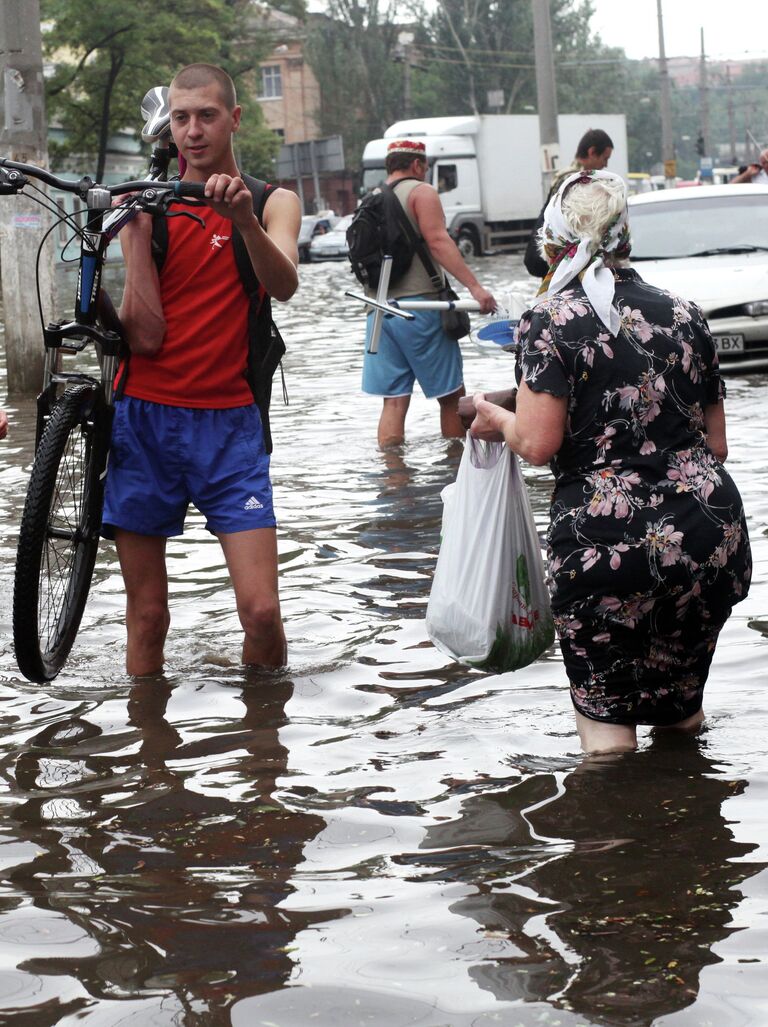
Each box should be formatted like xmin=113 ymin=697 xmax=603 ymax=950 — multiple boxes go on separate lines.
xmin=362 ymin=302 xmax=463 ymax=399
xmin=102 ymin=397 xmax=276 ymax=538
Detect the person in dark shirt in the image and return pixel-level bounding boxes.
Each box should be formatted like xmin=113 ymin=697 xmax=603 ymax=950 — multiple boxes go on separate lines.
xmin=524 ymin=128 xmax=614 ymax=278
xmin=471 ymin=170 xmax=751 ymax=754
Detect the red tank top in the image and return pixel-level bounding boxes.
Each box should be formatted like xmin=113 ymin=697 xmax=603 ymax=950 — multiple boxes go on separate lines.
xmin=121 ymin=205 xmax=253 ymax=408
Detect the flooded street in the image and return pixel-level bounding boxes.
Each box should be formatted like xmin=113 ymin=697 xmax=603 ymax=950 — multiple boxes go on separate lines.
xmin=1 ymin=254 xmax=768 ymax=1026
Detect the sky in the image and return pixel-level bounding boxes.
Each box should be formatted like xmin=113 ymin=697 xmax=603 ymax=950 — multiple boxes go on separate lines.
xmin=587 ymin=0 xmax=768 ymax=61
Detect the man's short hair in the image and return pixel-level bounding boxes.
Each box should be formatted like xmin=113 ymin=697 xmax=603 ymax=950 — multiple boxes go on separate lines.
xmin=385 ymin=151 xmax=427 ymax=174
xmin=575 ymin=128 xmax=614 ymax=159
xmin=170 ymin=64 xmax=237 ymax=109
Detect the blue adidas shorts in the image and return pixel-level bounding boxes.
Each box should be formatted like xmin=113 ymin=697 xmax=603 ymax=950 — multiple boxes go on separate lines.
xmin=362 ymin=302 xmax=463 ymax=399
xmin=102 ymin=397 xmax=276 ymax=538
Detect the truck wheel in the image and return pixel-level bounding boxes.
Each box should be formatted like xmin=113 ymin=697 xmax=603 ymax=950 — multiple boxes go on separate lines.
xmin=456 ymin=229 xmax=480 ymax=259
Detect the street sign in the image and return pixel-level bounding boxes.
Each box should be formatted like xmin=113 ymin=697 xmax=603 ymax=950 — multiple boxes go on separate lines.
xmin=540 ymin=143 xmax=560 ymax=173
xmin=663 ymin=159 xmax=677 ymax=179
xmin=275 ymin=136 xmax=345 ymax=179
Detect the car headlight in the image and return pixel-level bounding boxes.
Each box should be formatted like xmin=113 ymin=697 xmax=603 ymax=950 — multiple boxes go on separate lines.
xmin=744 ymin=300 xmax=768 ymax=317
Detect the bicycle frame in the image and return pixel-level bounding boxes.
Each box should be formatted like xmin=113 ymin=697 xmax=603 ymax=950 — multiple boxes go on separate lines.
xmin=6 ymin=89 xmax=209 ymax=683
xmin=0 ymin=154 xmax=202 ymax=449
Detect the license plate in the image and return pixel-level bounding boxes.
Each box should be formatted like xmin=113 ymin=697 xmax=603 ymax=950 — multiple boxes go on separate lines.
xmin=712 ymin=334 xmax=745 ymax=353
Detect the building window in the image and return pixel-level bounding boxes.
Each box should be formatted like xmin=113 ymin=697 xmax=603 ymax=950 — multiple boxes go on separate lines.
xmin=261 ymin=65 xmax=282 ymax=99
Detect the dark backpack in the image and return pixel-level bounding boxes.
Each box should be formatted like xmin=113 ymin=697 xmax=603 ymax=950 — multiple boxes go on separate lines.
xmin=347 ymin=178 xmax=441 ymax=291
xmin=136 ymin=174 xmax=287 ymax=454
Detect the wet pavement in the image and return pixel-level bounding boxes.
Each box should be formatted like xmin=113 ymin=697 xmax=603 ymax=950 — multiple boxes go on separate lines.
xmin=0 ymin=255 xmax=767 ymax=1026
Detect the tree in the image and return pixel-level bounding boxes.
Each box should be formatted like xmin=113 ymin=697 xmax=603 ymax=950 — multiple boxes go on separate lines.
xmin=305 ymin=0 xmax=637 ymax=170
xmin=305 ymin=1 xmax=406 ymax=170
xmin=424 ymin=0 xmax=625 ymax=118
xmin=43 ymin=0 xmax=279 ymax=180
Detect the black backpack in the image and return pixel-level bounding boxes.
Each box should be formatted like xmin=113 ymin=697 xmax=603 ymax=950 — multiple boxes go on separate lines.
xmin=347 ymin=178 xmax=441 ymax=291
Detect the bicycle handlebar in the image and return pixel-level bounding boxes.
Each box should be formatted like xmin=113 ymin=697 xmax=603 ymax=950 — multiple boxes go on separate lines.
xmin=0 ymin=158 xmax=207 ymax=201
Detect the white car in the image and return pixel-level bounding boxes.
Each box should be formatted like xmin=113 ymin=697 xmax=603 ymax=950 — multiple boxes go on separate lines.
xmin=298 ymin=211 xmax=340 ymax=263
xmin=308 ymin=214 xmax=354 ymax=261
xmin=628 ymin=184 xmax=768 ymax=372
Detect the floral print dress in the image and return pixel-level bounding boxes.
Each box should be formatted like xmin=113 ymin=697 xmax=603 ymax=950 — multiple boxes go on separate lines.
xmin=517 ymin=268 xmax=751 ymax=726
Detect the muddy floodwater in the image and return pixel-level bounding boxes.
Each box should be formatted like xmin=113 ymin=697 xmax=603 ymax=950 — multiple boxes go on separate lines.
xmin=0 ymin=254 xmax=767 ymax=1027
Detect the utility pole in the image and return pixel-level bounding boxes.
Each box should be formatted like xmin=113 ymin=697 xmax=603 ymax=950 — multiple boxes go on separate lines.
xmin=0 ymin=0 xmax=54 ymax=395
xmin=656 ymin=0 xmax=676 ymax=188
xmin=698 ymin=28 xmax=710 ymax=158
xmin=531 ymin=0 xmax=559 ymax=200
xmin=396 ymin=32 xmax=415 ymax=121
xmin=403 ymin=43 xmax=412 ymax=120
xmin=726 ymin=65 xmax=737 ymax=164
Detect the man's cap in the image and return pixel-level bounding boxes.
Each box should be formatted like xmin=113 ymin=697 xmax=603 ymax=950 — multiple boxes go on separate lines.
xmin=386 ymin=139 xmax=426 ymax=158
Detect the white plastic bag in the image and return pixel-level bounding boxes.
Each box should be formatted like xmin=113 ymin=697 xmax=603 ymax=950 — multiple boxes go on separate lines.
xmin=426 ymin=436 xmax=555 ymax=672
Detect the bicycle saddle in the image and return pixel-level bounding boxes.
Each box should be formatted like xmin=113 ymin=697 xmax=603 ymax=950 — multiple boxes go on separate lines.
xmin=141 ymin=86 xmax=171 ymax=143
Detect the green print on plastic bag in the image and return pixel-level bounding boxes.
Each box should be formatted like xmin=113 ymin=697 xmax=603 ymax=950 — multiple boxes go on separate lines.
xmin=475 ymin=554 xmax=554 ymax=674
xmin=516 ymin=552 xmax=531 ymax=606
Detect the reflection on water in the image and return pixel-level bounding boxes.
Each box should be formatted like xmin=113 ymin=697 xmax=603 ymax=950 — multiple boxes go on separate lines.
xmin=1 ymin=257 xmax=767 ymax=1025
xmin=419 ymin=738 xmax=763 ymax=1027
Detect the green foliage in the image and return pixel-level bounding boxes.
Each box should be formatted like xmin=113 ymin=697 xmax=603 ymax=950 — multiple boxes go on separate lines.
xmin=42 ymin=0 xmax=277 ymax=180
xmin=421 ymin=0 xmax=622 ymax=117
xmin=305 ymin=1 xmax=406 ymax=170
xmin=617 ymin=58 xmax=768 ymax=176
xmin=305 ymin=0 xmax=640 ymax=169
xmin=234 ymin=88 xmax=281 ymax=179
xmin=269 ymin=0 xmax=308 ymax=17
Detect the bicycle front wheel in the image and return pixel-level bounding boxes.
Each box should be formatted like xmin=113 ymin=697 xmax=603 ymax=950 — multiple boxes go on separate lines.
xmin=13 ymin=385 xmax=111 ymax=682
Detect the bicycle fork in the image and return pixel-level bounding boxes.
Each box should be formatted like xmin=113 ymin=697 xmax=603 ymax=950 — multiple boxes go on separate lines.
xmin=37 ymin=187 xmax=122 ymax=448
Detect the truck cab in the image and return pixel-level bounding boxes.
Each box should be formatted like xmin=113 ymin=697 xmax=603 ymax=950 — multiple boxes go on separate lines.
xmin=360 ymin=113 xmax=629 ymax=258
xmin=361 ymin=117 xmax=486 ymax=257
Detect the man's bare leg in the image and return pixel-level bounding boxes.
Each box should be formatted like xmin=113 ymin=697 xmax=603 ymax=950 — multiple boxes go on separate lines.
xmin=115 ymin=531 xmax=170 ymax=676
xmin=219 ymin=528 xmax=286 ymax=668
xmin=378 ymin=395 xmax=411 ymax=448
xmin=438 ymin=385 xmax=466 ymax=438
xmin=574 ymin=709 xmax=637 ymax=755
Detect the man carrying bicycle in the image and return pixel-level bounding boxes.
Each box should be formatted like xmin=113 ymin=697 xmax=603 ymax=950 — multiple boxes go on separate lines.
xmin=103 ymin=63 xmax=301 ymax=676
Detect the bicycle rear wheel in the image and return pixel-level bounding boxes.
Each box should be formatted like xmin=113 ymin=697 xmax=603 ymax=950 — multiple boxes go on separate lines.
xmin=13 ymin=384 xmax=111 ymax=682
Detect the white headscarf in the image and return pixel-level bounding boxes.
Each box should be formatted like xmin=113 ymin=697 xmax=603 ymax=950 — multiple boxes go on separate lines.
xmin=540 ymin=169 xmax=631 ymax=337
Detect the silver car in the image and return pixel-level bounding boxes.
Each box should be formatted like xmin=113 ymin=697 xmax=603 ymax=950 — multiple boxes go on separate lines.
xmin=629 ymin=184 xmax=768 ymax=372
xmin=298 ymin=212 xmax=340 ymax=263
xmin=308 ymin=214 xmax=354 ymax=262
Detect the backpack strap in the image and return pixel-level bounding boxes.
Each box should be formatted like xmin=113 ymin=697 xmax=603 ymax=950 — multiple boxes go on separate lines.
xmin=230 ymin=173 xmax=269 ymax=297
xmin=236 ymin=175 xmax=286 ymax=455
xmin=386 ymin=180 xmax=444 ymax=292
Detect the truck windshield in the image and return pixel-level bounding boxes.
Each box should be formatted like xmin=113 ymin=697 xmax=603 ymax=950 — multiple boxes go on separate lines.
xmin=630 ymin=194 xmax=768 ymax=259
xmin=362 ymin=167 xmax=387 ymax=193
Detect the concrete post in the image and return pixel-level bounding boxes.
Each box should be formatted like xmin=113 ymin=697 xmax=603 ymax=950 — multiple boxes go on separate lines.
xmin=726 ymin=65 xmax=737 ymax=164
xmin=656 ymin=0 xmax=676 ymax=189
xmin=0 ymin=0 xmax=55 ymax=395
xmin=531 ymin=0 xmax=560 ymax=200
xmin=698 ymin=28 xmax=710 ymax=159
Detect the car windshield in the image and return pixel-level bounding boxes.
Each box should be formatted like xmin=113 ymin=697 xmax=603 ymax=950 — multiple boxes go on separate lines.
xmin=630 ymin=194 xmax=768 ymax=259
xmin=298 ymin=216 xmax=318 ymax=244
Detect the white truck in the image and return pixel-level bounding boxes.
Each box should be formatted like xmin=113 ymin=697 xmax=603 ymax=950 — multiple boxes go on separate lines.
xmin=360 ymin=113 xmax=629 ymax=257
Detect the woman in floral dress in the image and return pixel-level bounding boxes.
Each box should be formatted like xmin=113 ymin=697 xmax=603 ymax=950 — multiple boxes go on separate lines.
xmin=470 ymin=171 xmax=751 ymax=754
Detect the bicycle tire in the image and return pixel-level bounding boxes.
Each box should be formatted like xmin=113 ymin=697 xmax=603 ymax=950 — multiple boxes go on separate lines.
xmin=13 ymin=384 xmax=111 ymax=682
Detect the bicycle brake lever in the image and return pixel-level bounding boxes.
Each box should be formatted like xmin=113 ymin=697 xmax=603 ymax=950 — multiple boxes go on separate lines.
xmin=0 ymin=168 xmax=27 ymax=193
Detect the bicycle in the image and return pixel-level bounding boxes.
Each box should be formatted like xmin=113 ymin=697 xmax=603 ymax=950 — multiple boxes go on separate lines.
xmin=6 ymin=88 xmax=207 ymax=683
